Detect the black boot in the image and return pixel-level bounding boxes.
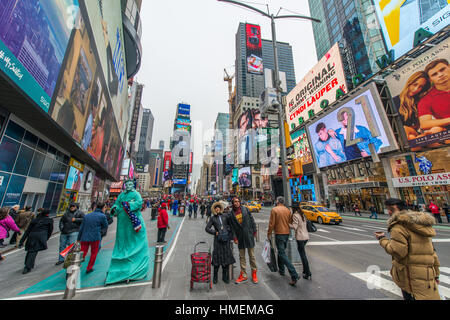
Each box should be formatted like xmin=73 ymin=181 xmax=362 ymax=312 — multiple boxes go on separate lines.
xmin=213 ymin=266 xmax=219 ymax=284
xmin=222 ymin=265 xmax=229 ymax=284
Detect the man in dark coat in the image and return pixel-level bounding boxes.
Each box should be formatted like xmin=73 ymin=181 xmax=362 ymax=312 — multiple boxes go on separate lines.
xmin=56 ymin=202 xmax=85 ymax=265
xmin=77 ymin=202 xmax=108 ymax=273
xmin=19 ymin=209 xmax=54 ymax=274
xmin=228 ymin=197 xmax=258 ymax=284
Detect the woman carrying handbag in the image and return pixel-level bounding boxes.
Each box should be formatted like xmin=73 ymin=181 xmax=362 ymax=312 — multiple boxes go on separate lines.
xmin=205 ymin=202 xmax=236 ymax=284
xmin=289 ymin=202 xmax=312 ymax=280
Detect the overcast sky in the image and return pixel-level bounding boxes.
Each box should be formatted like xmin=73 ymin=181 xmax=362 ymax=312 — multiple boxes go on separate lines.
xmin=135 ymin=0 xmax=319 ymax=185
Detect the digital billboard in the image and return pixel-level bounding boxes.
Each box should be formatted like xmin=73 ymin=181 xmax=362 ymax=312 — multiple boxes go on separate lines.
xmin=84 ymin=0 xmax=129 ymax=141
xmin=65 ymin=166 xmax=83 ymax=191
xmin=307 ymin=83 xmax=398 ymax=169
xmin=47 ymin=1 xmax=125 ymax=180
xmin=374 ymin=0 xmax=449 ymax=60
xmin=246 ymin=24 xmax=263 ymax=75
xmin=0 ymin=0 xmax=79 ymax=112
xmin=163 ymin=152 xmax=172 ymax=182
xmin=291 ymin=128 xmax=313 ymax=165
xmin=287 ymin=43 xmax=347 ymax=130
xmin=177 ymin=103 xmax=191 ymax=116
xmin=385 ymin=37 xmax=450 ymax=150
xmin=232 ymin=168 xmax=239 ymax=185
xmin=238 ymin=167 xmax=252 ymax=188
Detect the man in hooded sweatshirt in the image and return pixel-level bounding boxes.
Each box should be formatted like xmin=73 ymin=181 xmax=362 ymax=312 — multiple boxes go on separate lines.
xmin=375 ymin=198 xmax=441 ymax=300
xmin=157 ymin=202 xmax=169 ymax=243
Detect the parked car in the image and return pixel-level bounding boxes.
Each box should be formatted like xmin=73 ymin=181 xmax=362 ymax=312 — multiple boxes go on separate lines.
xmin=300 ymin=205 xmax=342 ymax=225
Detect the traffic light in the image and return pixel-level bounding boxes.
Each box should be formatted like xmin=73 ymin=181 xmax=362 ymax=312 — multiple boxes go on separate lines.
xmin=291 ymin=158 xmax=303 ymax=177
xmin=284 ymin=121 xmax=294 ymax=156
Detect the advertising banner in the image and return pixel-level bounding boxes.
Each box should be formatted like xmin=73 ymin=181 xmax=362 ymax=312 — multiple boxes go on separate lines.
xmin=178 ymin=104 xmax=191 ymax=116
xmin=307 ymin=83 xmax=398 ymax=169
xmin=163 ymin=151 xmax=172 ymax=182
xmin=46 ymin=1 xmax=125 ymax=180
xmin=392 ymin=172 xmax=450 ymax=187
xmin=291 ymin=128 xmax=313 ymax=165
xmin=65 ymin=166 xmax=83 ymax=191
xmin=287 ymin=43 xmax=347 ymax=131
xmin=246 ymin=24 xmax=263 ymax=75
xmin=0 ymin=0 xmax=79 ymax=113
xmin=238 ymin=167 xmax=252 ymax=188
xmin=232 ymin=168 xmax=239 ymax=185
xmin=385 ymin=37 xmax=450 ymax=150
xmin=374 ymin=0 xmax=449 ymax=60
xmin=84 ymin=0 xmax=129 ymax=141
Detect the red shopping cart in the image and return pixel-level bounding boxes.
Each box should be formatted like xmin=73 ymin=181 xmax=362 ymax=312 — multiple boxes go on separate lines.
xmin=190 ymin=241 xmax=212 ymax=291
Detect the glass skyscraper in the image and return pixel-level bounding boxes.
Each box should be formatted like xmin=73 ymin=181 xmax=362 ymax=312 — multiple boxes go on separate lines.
xmin=235 ymin=23 xmax=296 ymax=104
xmin=308 ymin=0 xmax=388 ymax=83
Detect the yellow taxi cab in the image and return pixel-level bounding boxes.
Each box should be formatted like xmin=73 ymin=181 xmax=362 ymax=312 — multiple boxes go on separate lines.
xmin=300 ymin=205 xmax=342 ymax=225
xmin=249 ymin=201 xmax=261 ymax=211
xmin=244 ymin=202 xmax=259 ymax=213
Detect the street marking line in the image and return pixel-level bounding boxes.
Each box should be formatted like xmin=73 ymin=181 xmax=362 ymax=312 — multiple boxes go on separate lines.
xmin=351 ymin=270 xmax=450 ymax=299
xmin=316 ymin=229 xmax=330 ymax=233
xmin=340 ymin=226 xmax=365 ymax=232
xmin=162 ymin=216 xmax=185 ymax=271
xmin=308 ymin=239 xmax=450 ymax=246
xmin=310 ymin=233 xmax=341 ymax=242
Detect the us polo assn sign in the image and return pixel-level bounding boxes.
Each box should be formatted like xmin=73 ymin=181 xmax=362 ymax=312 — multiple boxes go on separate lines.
xmin=392 ymin=172 xmax=450 ymax=187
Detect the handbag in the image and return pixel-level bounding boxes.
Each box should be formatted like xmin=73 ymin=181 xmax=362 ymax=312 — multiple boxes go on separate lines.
xmin=267 ymin=239 xmax=278 ymax=272
xmin=216 ymin=216 xmax=230 ymax=243
xmin=306 ymin=220 xmax=317 ymax=233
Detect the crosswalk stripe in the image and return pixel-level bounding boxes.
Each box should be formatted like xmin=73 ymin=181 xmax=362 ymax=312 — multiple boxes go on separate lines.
xmin=351 ymin=269 xmax=450 ymax=299
xmin=316 ymin=229 xmax=330 ymax=233
xmin=340 ymin=226 xmax=365 ymax=231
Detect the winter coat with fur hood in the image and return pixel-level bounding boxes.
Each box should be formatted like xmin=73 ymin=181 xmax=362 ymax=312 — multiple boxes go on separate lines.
xmin=379 ymin=210 xmax=441 ymax=300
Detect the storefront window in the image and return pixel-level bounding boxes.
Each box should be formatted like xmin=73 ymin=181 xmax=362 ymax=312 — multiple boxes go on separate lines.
xmin=0 ymin=172 xmax=11 ymax=204
xmin=40 ymin=156 xmax=54 ymax=180
xmin=3 ymin=175 xmax=26 ymax=206
xmin=5 ymin=120 xmax=25 ymax=142
xmin=36 ymin=139 xmax=48 ymax=154
xmin=43 ymin=182 xmax=56 ymax=209
xmin=13 ymin=145 xmax=34 ymax=176
xmin=52 ymin=183 xmax=63 ymax=213
xmin=0 ymin=137 xmax=20 ymax=172
xmin=28 ymin=151 xmax=45 ymax=178
xmin=22 ymin=131 xmax=38 ymax=149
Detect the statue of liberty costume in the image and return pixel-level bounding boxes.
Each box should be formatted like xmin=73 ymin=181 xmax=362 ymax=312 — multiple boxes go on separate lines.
xmin=105 ymin=179 xmax=149 ymax=285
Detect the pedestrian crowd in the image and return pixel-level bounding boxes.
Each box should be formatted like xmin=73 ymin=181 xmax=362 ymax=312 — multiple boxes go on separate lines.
xmin=0 ymin=192 xmax=446 ymax=300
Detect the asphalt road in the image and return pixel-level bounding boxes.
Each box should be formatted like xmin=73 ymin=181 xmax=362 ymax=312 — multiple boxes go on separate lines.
xmin=1 ymin=207 xmax=449 ymax=300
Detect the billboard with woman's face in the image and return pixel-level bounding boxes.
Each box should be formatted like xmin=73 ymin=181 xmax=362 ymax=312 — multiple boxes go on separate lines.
xmin=307 ymin=83 xmax=398 ymax=169
xmin=386 ymin=37 xmax=450 ymax=150
xmin=238 ymin=167 xmax=252 ymax=188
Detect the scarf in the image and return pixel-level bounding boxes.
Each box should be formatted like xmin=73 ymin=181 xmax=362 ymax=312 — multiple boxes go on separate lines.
xmin=233 ymin=206 xmax=243 ymax=224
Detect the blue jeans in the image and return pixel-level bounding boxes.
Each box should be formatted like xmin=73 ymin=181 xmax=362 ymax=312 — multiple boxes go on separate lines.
xmin=58 ymin=232 xmax=78 ymax=262
xmin=369 ymin=212 xmax=378 ymax=219
xmin=275 ymin=234 xmax=299 ymax=281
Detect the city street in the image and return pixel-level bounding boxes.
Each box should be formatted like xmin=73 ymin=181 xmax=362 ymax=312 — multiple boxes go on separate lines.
xmin=1 ymin=207 xmax=449 ymax=300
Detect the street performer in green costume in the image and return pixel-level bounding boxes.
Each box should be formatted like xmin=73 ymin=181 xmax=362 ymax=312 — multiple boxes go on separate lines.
xmin=105 ymin=179 xmax=149 ymax=285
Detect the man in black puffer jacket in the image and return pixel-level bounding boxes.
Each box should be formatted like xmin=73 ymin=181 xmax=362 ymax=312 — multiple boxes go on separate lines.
xmin=55 ymin=203 xmax=85 ymax=265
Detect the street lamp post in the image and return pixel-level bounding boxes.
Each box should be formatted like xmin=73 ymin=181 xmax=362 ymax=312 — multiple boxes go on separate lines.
xmin=218 ymin=0 xmax=320 ymax=206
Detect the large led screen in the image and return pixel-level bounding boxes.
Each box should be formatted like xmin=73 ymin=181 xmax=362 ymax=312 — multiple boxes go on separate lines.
xmin=386 ymin=37 xmax=450 ymax=150
xmin=291 ymin=128 xmax=313 ymax=165
xmin=65 ymin=166 xmax=83 ymax=191
xmin=238 ymin=167 xmax=252 ymax=188
xmin=48 ymin=1 xmax=125 ymax=180
xmin=374 ymin=0 xmax=449 ymax=60
xmin=0 ymin=0 xmax=79 ymax=112
xmin=84 ymin=0 xmax=129 ymax=141
xmin=246 ymin=24 xmax=263 ymax=75
xmin=307 ymin=83 xmax=398 ymax=169
xmin=287 ymin=43 xmax=347 ymax=130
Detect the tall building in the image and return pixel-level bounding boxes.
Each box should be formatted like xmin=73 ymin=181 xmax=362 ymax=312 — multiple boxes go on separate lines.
xmin=235 ymin=22 xmax=296 ymax=104
xmin=308 ymin=0 xmax=388 ymax=81
xmin=170 ymin=103 xmax=192 ymax=194
xmin=148 ymin=149 xmax=164 ymax=187
xmin=0 ymin=0 xmax=142 ymax=214
xmin=135 ymin=108 xmax=154 ymax=166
